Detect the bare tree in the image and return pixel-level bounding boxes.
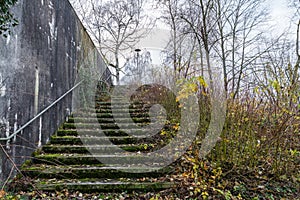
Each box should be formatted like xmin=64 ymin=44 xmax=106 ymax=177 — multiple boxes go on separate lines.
xmin=158 ymin=0 xmax=201 ymax=79
xmin=293 ymin=3 xmax=300 ymax=78
xmin=178 ymin=0 xmax=217 ymax=87
xmin=252 ymin=0 xmax=299 ymax=106
xmin=70 ymin=0 xmax=153 ymax=84
xmin=214 ymin=0 xmax=269 ymax=98
xmin=164 ymin=0 xmax=270 ymax=97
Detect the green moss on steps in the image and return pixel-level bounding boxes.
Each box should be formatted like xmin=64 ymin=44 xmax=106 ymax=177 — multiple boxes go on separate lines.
xmin=42 ymin=144 xmax=155 ymax=154
xmin=22 ymin=165 xmax=173 ymax=179
xmin=33 ymin=153 xmax=167 ymax=166
xmin=19 ymin=90 xmax=175 ymax=193
xmin=35 ymin=179 xmax=175 ymax=192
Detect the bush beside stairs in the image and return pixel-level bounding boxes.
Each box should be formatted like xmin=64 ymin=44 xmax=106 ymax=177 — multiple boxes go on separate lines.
xmin=20 ymin=85 xmax=176 ymax=193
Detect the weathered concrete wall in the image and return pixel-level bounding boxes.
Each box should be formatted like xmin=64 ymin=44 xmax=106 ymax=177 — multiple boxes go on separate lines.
xmin=0 ymin=0 xmax=112 ymax=183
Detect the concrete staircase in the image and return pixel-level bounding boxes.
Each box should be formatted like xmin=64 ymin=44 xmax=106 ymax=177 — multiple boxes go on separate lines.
xmin=20 ymin=86 xmax=176 ymax=193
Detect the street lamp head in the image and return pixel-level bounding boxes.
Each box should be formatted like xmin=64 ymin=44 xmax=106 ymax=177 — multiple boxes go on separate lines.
xmin=135 ymin=48 xmax=141 ymax=53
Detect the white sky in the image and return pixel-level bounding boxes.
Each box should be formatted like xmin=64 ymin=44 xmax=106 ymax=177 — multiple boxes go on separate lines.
xmin=70 ymin=0 xmax=296 ymax=49
xmin=137 ymin=0 xmax=297 ymax=64
xmin=266 ymin=0 xmax=294 ymax=30
xmin=70 ymin=0 xmax=297 ymax=76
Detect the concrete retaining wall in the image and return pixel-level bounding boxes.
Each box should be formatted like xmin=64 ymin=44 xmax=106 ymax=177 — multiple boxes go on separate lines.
xmin=0 ymin=0 xmax=112 ymax=183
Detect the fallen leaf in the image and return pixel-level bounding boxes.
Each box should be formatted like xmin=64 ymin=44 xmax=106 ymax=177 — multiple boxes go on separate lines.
xmin=0 ymin=190 xmax=6 ymax=198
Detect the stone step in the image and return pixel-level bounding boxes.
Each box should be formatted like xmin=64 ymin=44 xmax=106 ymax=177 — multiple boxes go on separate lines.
xmin=22 ymin=164 xmax=172 ymax=179
xmin=95 ymin=102 xmax=150 ymax=109
xmin=62 ymin=123 xmax=152 ymax=130
xmin=74 ymin=112 xmax=152 ymax=119
xmin=96 ymin=108 xmax=151 ymax=114
xmin=42 ymin=144 xmax=155 ymax=154
xmin=93 ymin=101 xmax=144 ymax=106
xmin=94 ymin=108 xmax=150 ymax=114
xmin=34 ymin=178 xmax=175 ymax=192
xmin=18 ymin=88 xmax=175 ymax=193
xmin=67 ymin=117 xmax=151 ymax=124
xmin=33 ymin=153 xmax=167 ymax=166
xmin=77 ymin=106 xmax=150 ymax=113
xmin=56 ymin=129 xmax=161 ymax=137
xmin=49 ymin=136 xmax=154 ymax=145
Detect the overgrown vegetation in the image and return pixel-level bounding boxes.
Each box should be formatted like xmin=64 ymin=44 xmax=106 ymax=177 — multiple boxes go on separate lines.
xmin=2 ymin=78 xmax=299 ymax=199
xmin=169 ymin=73 xmax=300 ymax=199
xmin=0 ymin=0 xmax=299 ymax=199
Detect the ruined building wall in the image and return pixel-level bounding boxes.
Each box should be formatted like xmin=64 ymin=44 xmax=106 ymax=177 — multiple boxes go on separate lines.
xmin=0 ymin=0 xmax=111 ymax=183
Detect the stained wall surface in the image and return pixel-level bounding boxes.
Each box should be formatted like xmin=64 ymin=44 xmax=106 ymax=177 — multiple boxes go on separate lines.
xmin=0 ymin=0 xmax=111 ymax=183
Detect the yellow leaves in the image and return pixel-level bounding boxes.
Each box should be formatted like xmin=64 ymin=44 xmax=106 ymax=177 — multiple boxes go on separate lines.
xmin=289 ymin=149 xmax=298 ymax=157
xmin=194 ymin=187 xmax=201 ymax=195
xmin=160 ymin=130 xmax=167 ymax=135
xmin=186 ymin=156 xmax=197 ymax=164
xmin=270 ymin=79 xmax=280 ymax=91
xmin=201 ymin=191 xmax=209 ymax=199
xmin=223 ymin=138 xmax=230 ymax=143
xmin=176 ymin=76 xmax=208 ymax=103
xmin=193 ymin=163 xmax=199 ymax=171
xmin=212 ymin=167 xmax=222 ymax=179
xmin=254 ymin=86 xmax=259 ymax=94
xmin=176 ymin=82 xmax=198 ymax=103
xmin=282 ymin=107 xmax=293 ymax=115
xmin=149 ymin=194 xmax=161 ymax=200
xmin=173 ymin=123 xmax=180 ymax=131
xmin=243 ymin=117 xmax=249 ymax=122
xmin=143 ymin=144 xmax=148 ymax=150
xmin=0 ymin=190 xmax=6 ymax=198
xmin=182 ymin=172 xmax=190 ymax=178
xmin=197 ymin=76 xmax=208 ymax=88
xmin=191 ymin=83 xmax=199 ymax=92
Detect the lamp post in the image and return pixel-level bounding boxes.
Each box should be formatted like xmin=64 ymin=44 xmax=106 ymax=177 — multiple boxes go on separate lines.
xmin=135 ymin=48 xmax=141 ymax=80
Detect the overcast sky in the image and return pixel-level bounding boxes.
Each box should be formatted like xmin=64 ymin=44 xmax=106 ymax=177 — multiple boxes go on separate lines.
xmin=70 ymin=0 xmax=298 ymax=69
xmin=267 ymin=0 xmax=294 ymax=30
xmin=137 ymin=0 xmax=297 ymax=64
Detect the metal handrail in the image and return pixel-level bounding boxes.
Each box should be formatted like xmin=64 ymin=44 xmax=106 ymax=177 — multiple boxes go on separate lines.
xmin=0 ymin=81 xmax=83 ymax=141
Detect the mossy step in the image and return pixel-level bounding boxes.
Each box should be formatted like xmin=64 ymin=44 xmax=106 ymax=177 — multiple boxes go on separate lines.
xmin=67 ymin=117 xmax=151 ymax=124
xmin=74 ymin=112 xmax=151 ymax=118
xmin=50 ymin=136 xmax=152 ymax=145
xmin=35 ymin=179 xmax=175 ymax=192
xmin=77 ymin=107 xmax=150 ymax=114
xmin=49 ymin=136 xmax=152 ymax=145
xmin=22 ymin=164 xmax=172 ymax=179
xmin=95 ymin=108 xmax=151 ymax=114
xmin=93 ymin=101 xmax=145 ymax=106
xmin=33 ymin=153 xmax=167 ymax=165
xmin=95 ymin=103 xmax=149 ymax=109
xmin=55 ymin=128 xmax=160 ymax=137
xmin=42 ymin=144 xmax=155 ymax=154
xmin=62 ymin=123 xmax=151 ymax=130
